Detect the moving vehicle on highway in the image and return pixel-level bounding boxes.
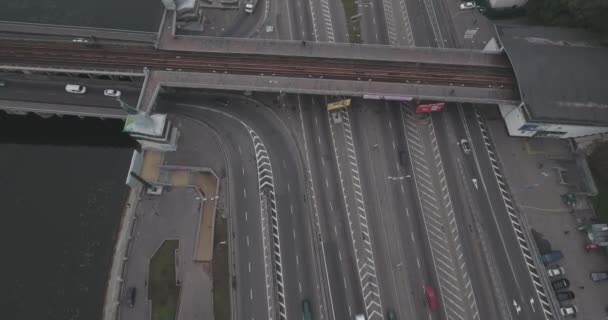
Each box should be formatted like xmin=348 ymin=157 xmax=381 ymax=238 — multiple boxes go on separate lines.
xmin=0 ymin=80 xmax=5 ymax=87
xmin=547 ymin=265 xmax=565 ymax=278
xmin=541 ymin=250 xmax=563 ymax=265
xmin=560 ymin=306 xmax=577 ymax=317
xmin=244 ymin=0 xmax=258 ymax=13
xmin=460 ymin=139 xmax=471 ymax=154
xmin=127 ymin=287 xmax=137 ymax=307
xmin=591 ymin=271 xmax=608 ymax=282
xmin=104 ymin=89 xmax=121 ymax=97
xmin=551 ymin=278 xmax=570 ymax=290
xmin=302 ymin=300 xmax=313 ymax=320
xmin=425 ymin=286 xmax=438 ymax=310
xmin=355 ymin=314 xmax=366 ymax=320
xmin=65 ymin=84 xmax=86 ymax=94
xmin=386 ymin=309 xmax=396 ymax=320
xmin=555 ymin=291 xmax=575 ymax=302
xmin=460 ymin=1 xmax=476 ymax=9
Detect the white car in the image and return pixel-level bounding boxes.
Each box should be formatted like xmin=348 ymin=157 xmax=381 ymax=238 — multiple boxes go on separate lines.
xmin=460 ymin=1 xmax=476 ymax=9
xmin=560 ymin=306 xmax=577 ymax=317
xmin=104 ymin=89 xmax=121 ymax=97
xmin=65 ymin=84 xmax=86 ymax=94
xmin=547 ymin=265 xmax=565 ymax=278
xmin=460 ymin=139 xmax=471 ymax=154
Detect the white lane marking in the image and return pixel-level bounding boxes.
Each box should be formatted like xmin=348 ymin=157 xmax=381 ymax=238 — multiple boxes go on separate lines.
xmin=417 ymin=258 xmax=421 ymax=269
xmin=299 ymin=282 xmax=302 ymax=293
xmin=247 ymin=236 xmax=250 ymax=247
xmin=296 ymin=255 xmax=299 ymax=265
xmin=243 ymin=188 xmax=247 ymax=199
xmin=249 ymin=261 xmax=251 ymax=273
xmin=242 ymin=167 xmax=245 ymax=176
xmin=250 ymin=289 xmax=253 ymax=300
xmin=245 ymin=211 xmax=248 ymax=221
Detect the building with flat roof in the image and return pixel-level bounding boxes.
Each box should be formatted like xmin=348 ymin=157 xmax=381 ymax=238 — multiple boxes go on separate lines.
xmin=491 ymin=25 xmax=608 ymax=139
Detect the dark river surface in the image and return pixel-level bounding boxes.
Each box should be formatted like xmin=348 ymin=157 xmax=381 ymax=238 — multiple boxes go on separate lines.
xmin=0 ymin=1 xmax=160 ymax=318
xmin=0 ymin=113 xmax=137 ymax=319
xmin=1 ymin=0 xmax=164 ymax=31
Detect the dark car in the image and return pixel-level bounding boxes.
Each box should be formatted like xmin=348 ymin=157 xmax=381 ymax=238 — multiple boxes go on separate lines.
xmin=555 ymin=291 xmax=575 ymax=302
xmin=127 ymin=287 xmax=137 ymax=307
xmin=541 ymin=250 xmax=563 ymax=265
xmin=591 ymin=272 xmax=608 ymax=282
xmin=551 ymin=279 xmax=570 ymax=290
xmin=387 ymin=309 xmax=397 ymax=320
xmin=424 ymin=286 xmax=438 ymax=310
xmin=399 ymin=151 xmax=407 ymax=167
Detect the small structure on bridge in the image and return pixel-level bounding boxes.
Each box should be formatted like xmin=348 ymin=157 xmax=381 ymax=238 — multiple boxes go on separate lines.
xmin=491 ymin=25 xmax=608 ymax=139
xmin=119 ymin=97 xmax=179 ymax=151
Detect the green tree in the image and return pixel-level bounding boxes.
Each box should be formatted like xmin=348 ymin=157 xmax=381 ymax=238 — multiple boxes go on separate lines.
xmin=527 ymin=0 xmax=608 ymax=34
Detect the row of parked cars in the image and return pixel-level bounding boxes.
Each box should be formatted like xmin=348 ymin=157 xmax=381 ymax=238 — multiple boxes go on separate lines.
xmin=542 ymin=250 xmax=608 ymax=317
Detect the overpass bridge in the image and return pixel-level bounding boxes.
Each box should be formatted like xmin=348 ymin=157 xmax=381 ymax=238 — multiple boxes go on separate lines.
xmin=0 ymin=10 xmax=520 ymax=117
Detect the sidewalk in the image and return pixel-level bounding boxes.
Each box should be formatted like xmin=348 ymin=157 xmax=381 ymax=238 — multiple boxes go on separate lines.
xmin=484 ymin=110 xmax=608 ymax=320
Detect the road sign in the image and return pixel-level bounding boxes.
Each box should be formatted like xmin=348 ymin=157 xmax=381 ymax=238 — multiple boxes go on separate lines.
xmin=327 ymin=99 xmax=351 ymax=111
xmin=416 ymin=102 xmax=445 ymax=113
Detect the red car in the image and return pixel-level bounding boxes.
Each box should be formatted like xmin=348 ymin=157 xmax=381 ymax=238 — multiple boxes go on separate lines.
xmin=425 ymin=286 xmax=438 ymax=310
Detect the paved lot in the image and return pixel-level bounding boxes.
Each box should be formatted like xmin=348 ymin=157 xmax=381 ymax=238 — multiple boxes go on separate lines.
xmin=485 ymin=109 xmax=608 ymax=320
xmin=119 ymin=188 xmax=213 ymax=320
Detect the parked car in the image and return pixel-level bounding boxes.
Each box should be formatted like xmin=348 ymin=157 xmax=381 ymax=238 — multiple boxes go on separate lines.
xmin=551 ymin=278 xmax=570 ymax=290
xmin=560 ymin=306 xmax=577 ymax=317
xmin=555 ymin=291 xmax=575 ymax=302
xmin=127 ymin=287 xmax=137 ymax=307
xmin=547 ymin=265 xmax=565 ymax=278
xmin=541 ymin=250 xmax=563 ymax=265
xmin=460 ymin=1 xmax=476 ymax=9
xmin=591 ymin=271 xmax=608 ymax=282
xmin=103 ymin=89 xmax=121 ymax=97
xmin=65 ymin=84 xmax=86 ymax=94
xmin=460 ymin=139 xmax=471 ymax=154
xmin=424 ymin=286 xmax=438 ymax=310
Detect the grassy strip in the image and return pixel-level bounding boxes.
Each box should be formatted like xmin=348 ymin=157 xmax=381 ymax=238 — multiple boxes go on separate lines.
xmin=591 ymin=170 xmax=608 ymax=223
xmin=212 ymin=213 xmax=230 ymax=320
xmin=341 ymin=0 xmax=361 ymax=43
xmin=148 ymin=240 xmax=180 ymax=320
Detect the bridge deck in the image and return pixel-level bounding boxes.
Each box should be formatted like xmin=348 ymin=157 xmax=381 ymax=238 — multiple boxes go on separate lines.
xmin=157 ymin=10 xmax=510 ymax=68
xmin=137 ymin=70 xmax=519 ymax=113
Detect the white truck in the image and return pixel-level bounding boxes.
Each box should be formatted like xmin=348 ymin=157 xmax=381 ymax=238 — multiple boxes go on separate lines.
xmin=244 ymin=0 xmax=259 ymax=13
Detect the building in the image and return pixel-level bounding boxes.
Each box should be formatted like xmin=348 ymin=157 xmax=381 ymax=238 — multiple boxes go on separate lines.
xmin=490 ymin=25 xmax=608 ymax=139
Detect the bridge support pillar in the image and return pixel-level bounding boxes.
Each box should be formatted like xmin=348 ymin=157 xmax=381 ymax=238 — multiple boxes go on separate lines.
xmin=123 ymin=113 xmax=179 ymax=152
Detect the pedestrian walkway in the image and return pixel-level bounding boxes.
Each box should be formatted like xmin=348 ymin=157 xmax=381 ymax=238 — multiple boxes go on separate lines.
xmin=484 ymin=112 xmax=608 ymax=320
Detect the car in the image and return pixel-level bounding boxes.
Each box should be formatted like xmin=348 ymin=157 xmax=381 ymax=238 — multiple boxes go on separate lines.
xmin=127 ymin=287 xmax=136 ymax=307
xmin=331 ymin=110 xmax=342 ymax=124
xmin=399 ymin=150 xmax=408 ymax=167
xmin=355 ymin=314 xmax=366 ymax=320
xmin=72 ymin=38 xmax=89 ymax=43
xmin=541 ymin=250 xmax=563 ymax=265
xmin=560 ymin=306 xmax=577 ymax=317
xmin=424 ymin=286 xmax=438 ymax=310
xmin=551 ymin=278 xmax=570 ymax=290
xmin=386 ymin=309 xmax=397 ymax=320
xmin=65 ymin=84 xmax=86 ymax=94
xmin=302 ymin=300 xmax=313 ymax=320
xmin=591 ymin=271 xmax=608 ymax=282
xmin=547 ymin=265 xmax=565 ymax=278
xmin=104 ymin=89 xmax=121 ymax=97
xmin=555 ymin=291 xmax=575 ymax=301
xmin=460 ymin=1 xmax=476 ymax=9
xmin=460 ymin=139 xmax=471 ymax=154
xmin=0 ymin=80 xmax=5 ymax=87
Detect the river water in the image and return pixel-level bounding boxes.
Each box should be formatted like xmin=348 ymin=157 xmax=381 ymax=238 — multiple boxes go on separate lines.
xmin=1 ymin=2 xmax=160 ymax=318
xmin=0 ymin=113 xmax=137 ymax=319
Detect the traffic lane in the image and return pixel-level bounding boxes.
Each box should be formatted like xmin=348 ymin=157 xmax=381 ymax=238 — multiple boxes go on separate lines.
xmin=391 ymin=104 xmax=449 ymax=320
xmin=305 ymin=95 xmax=361 ymax=319
xmin=222 ymin=0 xmax=267 ymax=38
xmin=460 ymin=105 xmax=541 ymax=319
xmin=431 ymin=106 xmax=505 ymax=320
xmin=404 ymin=0 xmax=438 ymax=47
xmin=0 ymin=78 xmax=141 ymax=108
xmin=287 ymin=0 xmax=317 ymax=41
xmin=371 ymin=102 xmax=430 ymax=320
xmin=218 ymin=101 xmax=320 ymax=320
xmin=172 ymin=104 xmax=270 ymax=320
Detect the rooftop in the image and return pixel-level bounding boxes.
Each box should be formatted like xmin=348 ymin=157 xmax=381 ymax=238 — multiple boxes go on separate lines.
xmin=495 ymin=25 xmax=608 ymax=126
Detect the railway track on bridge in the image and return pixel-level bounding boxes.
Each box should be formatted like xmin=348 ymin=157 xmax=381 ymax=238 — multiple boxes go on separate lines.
xmin=0 ymin=39 xmax=515 ymax=89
